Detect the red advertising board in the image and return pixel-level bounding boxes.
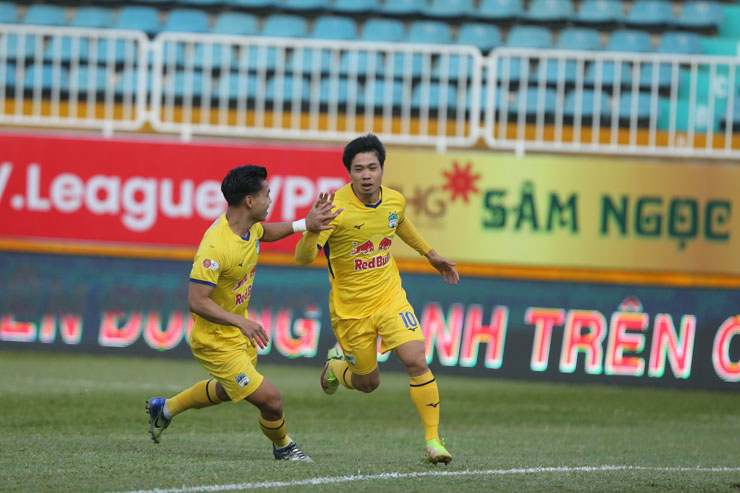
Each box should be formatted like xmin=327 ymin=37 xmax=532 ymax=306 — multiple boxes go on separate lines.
xmin=0 ymin=132 xmax=348 ymax=253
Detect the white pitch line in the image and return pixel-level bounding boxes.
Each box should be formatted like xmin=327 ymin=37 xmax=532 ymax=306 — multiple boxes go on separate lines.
xmin=124 ymin=465 xmax=740 ymax=493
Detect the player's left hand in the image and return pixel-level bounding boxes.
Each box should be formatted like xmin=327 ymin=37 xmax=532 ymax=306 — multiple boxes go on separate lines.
xmin=426 ymin=249 xmax=459 ymax=285
xmin=305 ymin=192 xmax=343 ymax=232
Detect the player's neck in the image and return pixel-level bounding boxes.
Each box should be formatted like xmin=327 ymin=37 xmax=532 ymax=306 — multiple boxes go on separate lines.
xmin=225 ymin=207 xmax=256 ymax=238
xmin=351 ymin=184 xmax=381 ymax=205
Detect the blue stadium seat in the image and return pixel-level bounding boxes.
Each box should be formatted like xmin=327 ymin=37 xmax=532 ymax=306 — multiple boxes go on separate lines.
xmin=625 ymin=1 xmax=674 ymax=29
xmin=69 ymin=66 xmax=110 ymax=93
xmin=163 ymin=9 xmax=210 ymax=33
xmin=478 ymin=0 xmax=524 ymax=21
xmin=177 ymin=0 xmax=225 ymax=7
xmin=606 ymin=30 xmax=652 ymax=53
xmin=229 ymin=0 xmax=277 ymax=8
xmin=360 ymin=79 xmax=407 ymax=108
xmin=658 ymin=31 xmax=703 ymax=55
xmin=576 ymin=0 xmax=623 ymax=26
xmin=23 ymin=5 xmax=66 ymax=26
xmin=2 ymin=64 xmax=16 ymax=88
xmin=114 ymin=7 xmax=162 ymax=36
xmin=2 ymin=34 xmax=39 ymax=60
xmin=405 ymin=21 xmax=453 ymax=44
xmin=638 ymin=63 xmax=673 ymax=90
xmin=389 ymin=52 xmax=432 ymax=78
xmin=71 ymin=7 xmax=115 ymax=29
xmin=527 ymin=0 xmax=575 ymax=24
xmin=564 ymin=89 xmax=611 ymax=120
xmin=97 ymin=38 xmax=150 ymax=65
xmin=216 ymin=72 xmax=261 ymax=100
xmin=496 ymin=57 xmax=527 ymax=84
xmin=675 ymin=2 xmax=723 ymax=31
xmin=339 ymin=51 xmax=385 ymax=77
xmin=585 ymin=60 xmax=633 ymax=87
xmin=290 ymin=48 xmax=336 ymax=74
xmin=44 ymin=37 xmax=92 ymax=63
xmin=238 ymin=46 xmax=283 ymax=71
xmin=536 ymin=59 xmax=580 ymax=85
xmin=360 ymin=18 xmax=405 ymax=42
xmin=557 ymin=27 xmax=602 ymax=50
xmin=432 ymin=54 xmax=477 ymax=80
xmin=211 ymin=13 xmax=259 ymax=35
xmin=506 ymin=26 xmax=552 ymax=49
xmin=457 ymin=23 xmax=502 ymax=52
xmin=312 ymin=16 xmax=357 ymax=40
xmin=282 ymin=0 xmax=329 ymax=12
xmin=115 ymin=70 xmax=153 ymax=97
xmin=192 ymin=43 xmax=236 ymax=69
xmin=23 ymin=64 xmax=69 ymax=91
xmin=466 ymin=83 xmax=500 ymax=113
xmin=510 ymin=87 xmax=558 ymax=116
xmin=265 ymin=75 xmax=311 ymax=104
xmin=0 ymin=2 xmax=18 ymax=23
xmin=411 ymin=82 xmax=457 ymax=110
xmin=318 ymin=77 xmax=353 ymax=105
xmin=332 ymin=0 xmax=380 ymax=15
xmin=166 ymin=71 xmax=205 ymax=99
xmin=262 ymin=15 xmax=308 ymax=37
xmin=618 ymin=92 xmax=652 ymax=121
xmin=427 ymin=0 xmax=475 ymax=19
xmin=379 ymin=0 xmax=426 ymax=17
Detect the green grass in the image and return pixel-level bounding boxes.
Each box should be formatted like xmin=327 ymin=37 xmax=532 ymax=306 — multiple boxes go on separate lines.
xmin=1 ymin=350 xmax=739 ymax=492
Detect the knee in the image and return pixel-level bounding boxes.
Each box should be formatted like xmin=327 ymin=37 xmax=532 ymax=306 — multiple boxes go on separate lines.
xmin=355 ymin=375 xmax=380 ymax=393
xmin=404 ymin=358 xmax=429 ymax=377
xmin=214 ymin=381 xmax=231 ymax=402
xmin=260 ymin=389 xmax=283 ymax=417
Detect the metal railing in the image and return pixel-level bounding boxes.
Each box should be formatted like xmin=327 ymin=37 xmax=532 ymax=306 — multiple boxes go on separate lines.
xmin=2 ymin=23 xmax=740 ymax=158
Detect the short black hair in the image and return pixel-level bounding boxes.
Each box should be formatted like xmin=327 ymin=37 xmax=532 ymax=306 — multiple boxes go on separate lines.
xmin=342 ymin=133 xmax=386 ymax=172
xmin=221 ymin=165 xmax=267 ymax=206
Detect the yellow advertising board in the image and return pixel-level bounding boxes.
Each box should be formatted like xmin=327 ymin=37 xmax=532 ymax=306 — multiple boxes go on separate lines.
xmin=384 ymin=149 xmax=739 ymax=275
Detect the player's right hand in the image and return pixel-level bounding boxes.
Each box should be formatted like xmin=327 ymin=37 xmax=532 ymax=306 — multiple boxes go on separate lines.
xmin=306 ymin=192 xmax=343 ymax=231
xmin=239 ymin=319 xmax=269 ymax=349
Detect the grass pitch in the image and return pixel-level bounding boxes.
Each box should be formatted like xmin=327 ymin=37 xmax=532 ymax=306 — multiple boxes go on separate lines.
xmin=1 ymin=350 xmax=738 ymax=492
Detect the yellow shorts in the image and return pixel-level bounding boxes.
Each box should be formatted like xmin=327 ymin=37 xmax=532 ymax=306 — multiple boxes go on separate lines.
xmin=190 ymin=338 xmax=264 ymax=403
xmin=330 ymin=294 xmax=424 ymax=375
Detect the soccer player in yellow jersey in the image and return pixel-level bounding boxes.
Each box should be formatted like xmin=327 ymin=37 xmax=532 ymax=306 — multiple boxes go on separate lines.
xmin=295 ymin=134 xmax=459 ymax=464
xmin=146 ymin=164 xmax=340 ymax=461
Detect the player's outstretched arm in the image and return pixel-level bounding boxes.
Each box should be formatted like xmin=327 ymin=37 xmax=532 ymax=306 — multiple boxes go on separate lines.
xmin=425 ymin=249 xmax=460 ymax=285
xmin=261 ymin=192 xmax=341 ymax=242
xmin=188 ymin=281 xmax=269 ymax=348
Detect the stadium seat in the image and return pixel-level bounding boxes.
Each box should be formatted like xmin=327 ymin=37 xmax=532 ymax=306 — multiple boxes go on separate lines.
xmin=675 ymin=2 xmax=723 ymax=31
xmin=70 ymin=7 xmax=115 ymax=29
xmin=585 ymin=60 xmax=634 ymax=87
xmin=23 ymin=64 xmax=69 ymax=91
xmin=318 ymin=77 xmax=353 ymax=105
xmin=2 ymin=34 xmax=39 ymax=60
xmin=43 ymin=37 xmax=91 ymax=63
xmin=496 ymin=57 xmax=527 ymax=84
xmin=658 ymin=32 xmax=703 ymax=55
xmin=638 ymin=63 xmax=673 ymax=90
xmin=265 ymin=75 xmax=311 ymax=104
xmin=389 ymin=51 xmax=432 ymax=78
xmin=115 ymin=70 xmax=153 ymax=97
xmin=557 ymin=27 xmax=602 ymax=50
xmin=466 ymin=83 xmax=500 ymax=113
xmin=379 ymin=0 xmax=425 ymax=17
xmin=1 ymin=64 xmax=16 ymax=88
xmin=606 ymin=30 xmax=653 ymax=53
xmin=564 ymin=89 xmax=611 ymax=121
xmin=238 ymin=46 xmax=283 ymax=72
xmin=411 ymin=82 xmax=457 ymax=110
xmin=477 ymin=0 xmax=524 ymax=22
xmin=229 ymin=0 xmax=277 ymax=9
xmin=0 ymin=2 xmax=18 ymax=24
xmin=215 ymin=72 xmax=261 ymax=100
xmin=536 ymin=58 xmax=580 ymax=85
xmin=332 ymin=0 xmax=380 ymax=15
xmin=361 ymin=79 xmax=407 ymax=108
xmin=282 ymin=0 xmax=329 ymax=13
xmin=625 ymin=1 xmax=674 ymax=29
xmin=163 ymin=9 xmax=210 ymax=33
xmin=177 ymin=0 xmax=225 ymax=7
xmin=23 ymin=5 xmax=66 ymax=26
xmin=427 ymin=0 xmax=475 ymax=20
xmin=339 ymin=51 xmax=385 ymax=77
xmin=618 ymin=92 xmax=652 ymax=122
xmin=457 ymin=23 xmax=502 ymax=52
xmin=290 ymin=48 xmax=337 ymax=74
xmin=506 ymin=26 xmax=552 ymax=49
xmin=360 ymin=18 xmax=405 ymax=42
xmin=576 ymin=0 xmax=624 ymax=27
xmin=405 ymin=21 xmax=453 ymax=44
xmin=510 ymin=87 xmax=558 ymax=116
xmin=432 ymin=54 xmax=478 ymax=80
xmin=166 ymin=70 xmax=205 ymax=99
xmin=97 ymin=38 xmax=150 ymax=65
xmin=262 ymin=15 xmax=308 ymax=37
xmin=211 ymin=12 xmax=259 ymax=35
xmin=192 ymin=43 xmax=236 ymax=69
xmin=114 ymin=7 xmax=162 ymax=36
xmin=527 ymin=0 xmax=575 ymax=24
xmin=68 ymin=66 xmax=110 ymax=93
xmin=312 ymin=16 xmax=357 ymax=40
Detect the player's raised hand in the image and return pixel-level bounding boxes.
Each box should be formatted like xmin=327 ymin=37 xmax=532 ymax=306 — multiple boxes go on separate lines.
xmin=305 ymin=192 xmax=343 ymax=232
xmin=425 ymin=249 xmax=460 ymax=285
xmin=239 ymin=318 xmax=269 ymax=349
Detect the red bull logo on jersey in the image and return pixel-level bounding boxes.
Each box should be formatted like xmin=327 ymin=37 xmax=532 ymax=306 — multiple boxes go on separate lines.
xmin=354 ymin=252 xmax=390 ymax=271
xmin=232 ymin=265 xmax=257 ymax=292
xmin=378 ymin=236 xmax=392 ymax=251
xmin=350 ymin=239 xmax=376 ymax=256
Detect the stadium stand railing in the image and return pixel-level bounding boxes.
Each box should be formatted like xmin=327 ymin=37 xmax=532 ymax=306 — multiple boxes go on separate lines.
xmin=2 ymin=21 xmax=740 ymax=157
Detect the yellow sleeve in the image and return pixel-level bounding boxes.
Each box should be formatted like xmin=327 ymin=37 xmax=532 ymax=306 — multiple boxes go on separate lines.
xmin=396 ymin=216 xmax=432 ymax=256
xmin=295 ymin=227 xmax=335 ymax=265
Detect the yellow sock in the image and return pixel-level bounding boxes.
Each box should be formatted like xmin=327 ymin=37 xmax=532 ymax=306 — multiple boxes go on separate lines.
xmin=166 ymin=379 xmax=222 ymax=417
xmin=259 ymin=415 xmax=291 ymax=448
xmin=332 ymin=358 xmax=355 ymax=389
xmin=409 ymin=370 xmax=440 ymax=442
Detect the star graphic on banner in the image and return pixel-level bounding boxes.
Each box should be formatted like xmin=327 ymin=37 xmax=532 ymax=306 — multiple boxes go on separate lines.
xmin=442 ymin=161 xmax=481 ymax=203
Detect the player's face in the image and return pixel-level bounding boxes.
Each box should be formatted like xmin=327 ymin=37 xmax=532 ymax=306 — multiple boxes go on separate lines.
xmin=250 ymin=180 xmax=272 ymax=221
xmin=349 ymin=151 xmax=383 ymax=203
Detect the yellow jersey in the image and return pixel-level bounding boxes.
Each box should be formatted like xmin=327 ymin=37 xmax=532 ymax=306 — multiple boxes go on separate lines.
xmin=189 ymin=213 xmax=263 ymax=349
xmin=302 ymin=183 xmax=429 ymax=319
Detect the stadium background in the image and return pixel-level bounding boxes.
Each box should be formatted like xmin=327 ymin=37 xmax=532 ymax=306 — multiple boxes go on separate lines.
xmin=1 ymin=0 xmax=740 ymax=394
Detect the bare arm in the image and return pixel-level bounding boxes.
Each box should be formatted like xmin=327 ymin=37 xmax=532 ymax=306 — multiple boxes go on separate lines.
xmin=188 ymin=281 xmax=269 ymax=349
xmin=262 ymin=192 xmax=342 ymax=242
